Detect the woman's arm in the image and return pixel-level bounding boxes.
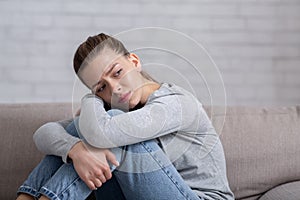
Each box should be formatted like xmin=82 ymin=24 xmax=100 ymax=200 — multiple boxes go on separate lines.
xmin=33 ymin=119 xmax=119 ymax=189
xmin=79 ymin=91 xmax=209 ymax=149
xmin=33 ymin=120 xmax=81 ymax=163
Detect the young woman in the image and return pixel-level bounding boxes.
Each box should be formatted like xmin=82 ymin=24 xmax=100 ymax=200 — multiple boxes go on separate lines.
xmin=16 ymin=33 xmax=234 ymax=200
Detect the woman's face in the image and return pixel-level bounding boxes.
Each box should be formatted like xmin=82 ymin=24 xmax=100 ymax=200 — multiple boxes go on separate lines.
xmin=78 ymin=48 xmax=146 ymax=110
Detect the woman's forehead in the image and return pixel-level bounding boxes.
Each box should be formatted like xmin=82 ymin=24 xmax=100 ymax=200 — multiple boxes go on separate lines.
xmin=97 ymin=49 xmax=123 ymax=68
xmin=78 ymin=50 xmax=124 ymax=88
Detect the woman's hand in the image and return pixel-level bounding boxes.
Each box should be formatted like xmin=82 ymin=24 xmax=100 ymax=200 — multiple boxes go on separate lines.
xmin=68 ymin=141 xmax=119 ymax=190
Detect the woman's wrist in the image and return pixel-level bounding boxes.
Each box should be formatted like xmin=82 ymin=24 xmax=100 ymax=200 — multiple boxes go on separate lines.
xmin=68 ymin=141 xmax=85 ymax=161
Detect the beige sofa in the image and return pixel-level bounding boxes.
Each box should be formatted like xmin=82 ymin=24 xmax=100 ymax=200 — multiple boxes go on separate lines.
xmin=1 ymin=103 xmax=300 ymax=200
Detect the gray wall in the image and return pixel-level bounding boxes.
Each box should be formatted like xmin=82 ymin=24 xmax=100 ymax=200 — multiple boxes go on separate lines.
xmin=1 ymin=0 xmax=300 ymax=106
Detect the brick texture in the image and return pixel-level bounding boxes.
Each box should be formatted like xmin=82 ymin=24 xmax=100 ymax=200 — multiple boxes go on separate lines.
xmin=0 ymin=0 xmax=299 ymax=105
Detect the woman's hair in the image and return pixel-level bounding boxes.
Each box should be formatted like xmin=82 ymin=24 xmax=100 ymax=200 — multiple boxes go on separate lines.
xmin=73 ymin=33 xmax=157 ymax=84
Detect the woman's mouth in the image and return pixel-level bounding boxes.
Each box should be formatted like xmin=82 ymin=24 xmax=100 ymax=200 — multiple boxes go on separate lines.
xmin=118 ymin=91 xmax=131 ymax=103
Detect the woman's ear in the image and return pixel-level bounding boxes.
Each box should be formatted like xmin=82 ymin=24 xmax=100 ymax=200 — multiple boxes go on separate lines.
xmin=128 ymin=53 xmax=142 ymax=72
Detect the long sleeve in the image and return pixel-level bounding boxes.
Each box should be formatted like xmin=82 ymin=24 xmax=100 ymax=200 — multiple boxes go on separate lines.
xmin=33 ymin=119 xmax=81 ymax=163
xmin=78 ymin=84 xmax=208 ymax=148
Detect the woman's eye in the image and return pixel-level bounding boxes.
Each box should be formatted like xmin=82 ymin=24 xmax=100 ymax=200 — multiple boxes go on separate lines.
xmin=114 ymin=69 xmax=122 ymax=77
xmin=97 ymin=84 xmax=106 ymax=93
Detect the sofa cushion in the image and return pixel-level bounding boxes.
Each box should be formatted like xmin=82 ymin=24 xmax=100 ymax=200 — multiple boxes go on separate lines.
xmin=206 ymin=106 xmax=300 ymax=200
xmin=258 ymin=181 xmax=300 ymax=200
xmin=0 ymin=103 xmax=74 ymax=199
xmin=1 ymin=103 xmax=300 ymax=200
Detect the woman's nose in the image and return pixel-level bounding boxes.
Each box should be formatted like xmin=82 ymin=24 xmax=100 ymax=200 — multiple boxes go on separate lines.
xmin=111 ymin=81 xmax=122 ymax=95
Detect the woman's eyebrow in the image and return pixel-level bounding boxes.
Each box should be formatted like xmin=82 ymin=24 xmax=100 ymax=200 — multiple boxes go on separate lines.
xmin=91 ymin=80 xmax=101 ymax=90
xmin=91 ymin=62 xmax=119 ymax=90
xmin=104 ymin=62 xmax=119 ymax=76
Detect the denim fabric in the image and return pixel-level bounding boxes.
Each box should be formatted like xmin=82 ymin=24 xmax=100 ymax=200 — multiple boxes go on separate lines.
xmin=113 ymin=141 xmax=202 ymax=200
xmin=17 ymin=120 xmax=94 ymax=199
xmin=17 ymin=109 xmax=202 ymax=200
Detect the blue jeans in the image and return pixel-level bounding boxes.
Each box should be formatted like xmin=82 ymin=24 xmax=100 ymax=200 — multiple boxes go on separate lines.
xmin=17 ymin=110 xmax=202 ymax=200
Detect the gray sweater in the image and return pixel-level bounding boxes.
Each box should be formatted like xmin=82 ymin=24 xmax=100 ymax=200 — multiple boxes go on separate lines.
xmin=33 ymin=83 xmax=234 ymax=200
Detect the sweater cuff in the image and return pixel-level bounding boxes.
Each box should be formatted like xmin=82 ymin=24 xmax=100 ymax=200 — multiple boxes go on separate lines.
xmin=62 ymin=138 xmax=81 ymax=163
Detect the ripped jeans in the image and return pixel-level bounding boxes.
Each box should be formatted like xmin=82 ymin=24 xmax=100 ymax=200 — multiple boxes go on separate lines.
xmin=17 ymin=109 xmax=202 ymax=200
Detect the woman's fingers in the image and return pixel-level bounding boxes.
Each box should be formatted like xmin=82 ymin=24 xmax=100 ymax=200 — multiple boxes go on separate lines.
xmin=91 ymin=166 xmax=110 ymax=188
xmin=71 ymin=143 xmax=117 ymax=189
xmin=93 ymin=178 xmax=103 ymax=188
xmin=86 ymin=180 xmax=97 ymax=190
xmin=97 ymin=174 xmax=107 ymax=184
xmin=105 ymin=150 xmax=120 ymax=167
xmin=101 ymin=164 xmax=112 ymax=180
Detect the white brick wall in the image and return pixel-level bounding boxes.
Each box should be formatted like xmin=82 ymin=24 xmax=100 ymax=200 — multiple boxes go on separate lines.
xmin=0 ymin=0 xmax=299 ymax=105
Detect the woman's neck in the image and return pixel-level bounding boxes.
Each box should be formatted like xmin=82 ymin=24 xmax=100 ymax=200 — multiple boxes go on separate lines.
xmin=140 ymin=81 xmax=161 ymax=105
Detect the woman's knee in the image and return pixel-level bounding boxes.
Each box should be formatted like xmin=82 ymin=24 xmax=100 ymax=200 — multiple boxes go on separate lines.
xmin=125 ymin=139 xmax=161 ymax=153
xmin=116 ymin=140 xmax=171 ymax=174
